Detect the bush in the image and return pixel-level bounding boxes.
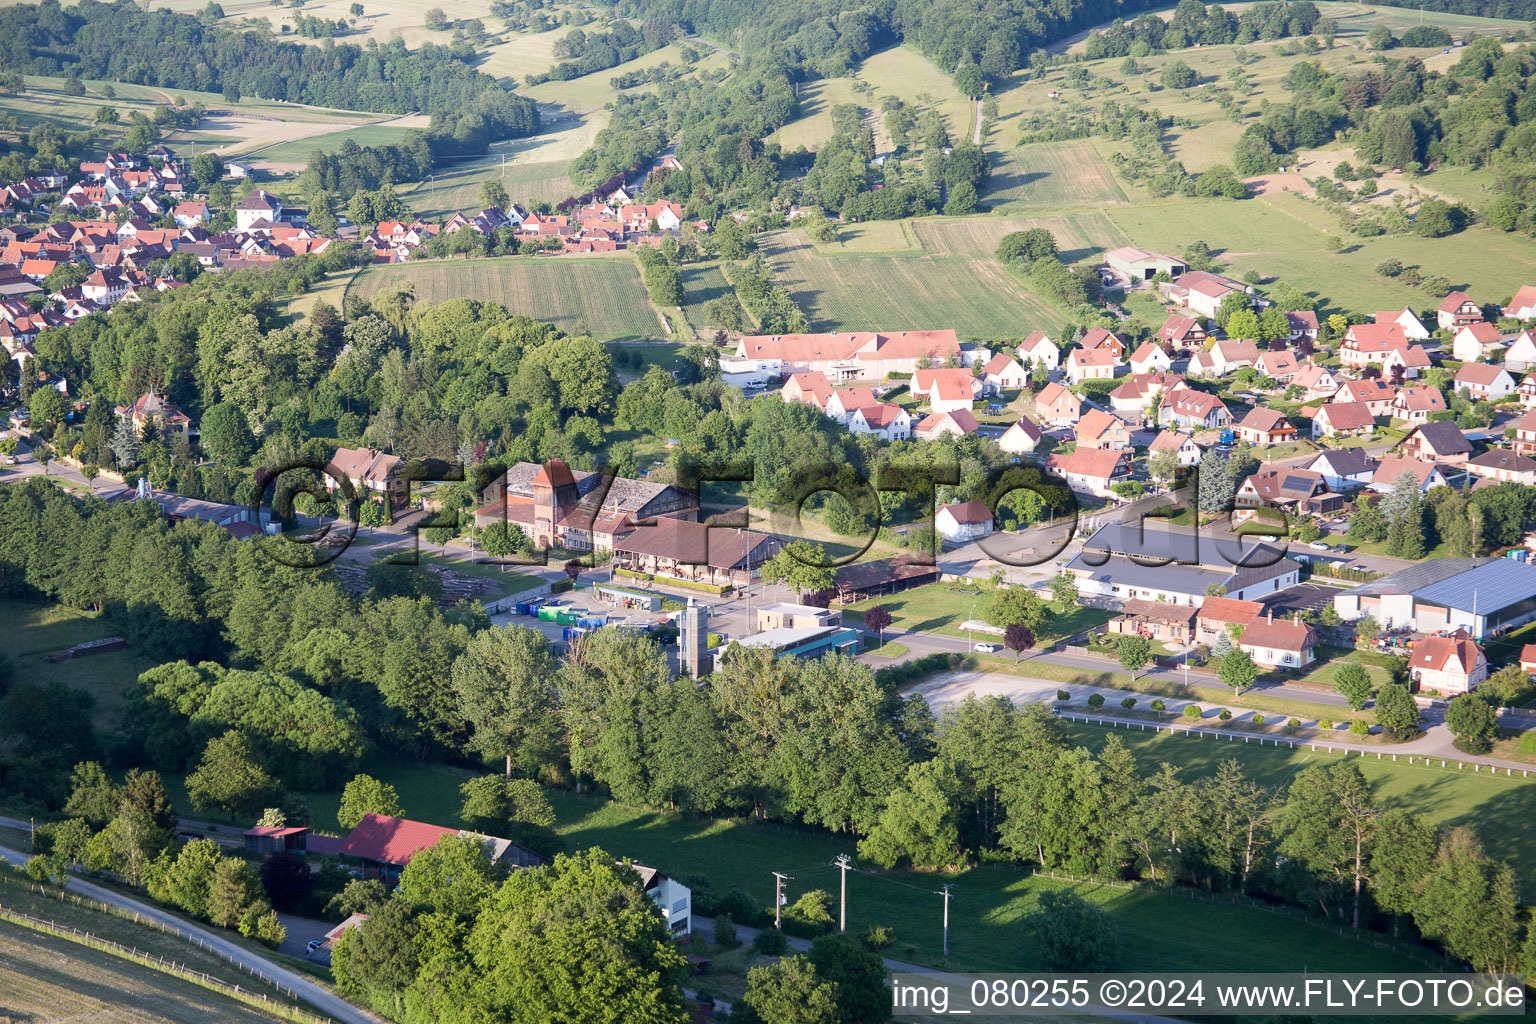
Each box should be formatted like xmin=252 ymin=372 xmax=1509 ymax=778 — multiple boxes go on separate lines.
xmin=1087 ymin=693 xmax=1105 ymax=708
xmin=1150 ymin=699 xmax=1166 ymax=712
xmin=1319 ymin=718 xmax=1333 ymax=731
xmin=1519 ymin=732 xmax=1536 ymax=755
xmin=1183 ymin=705 xmax=1201 ymax=719
xmin=862 ymin=924 xmax=894 ymax=950
xmin=753 ymin=928 xmax=789 ymax=955
xmin=713 ymin=915 xmax=739 ymax=949
xmin=781 ymin=889 xmax=836 ymax=939
xmin=717 ymin=888 xmax=771 ymax=928
xmin=1056 ymin=689 xmax=1071 ymax=701
xmin=1218 ymin=709 xmax=1233 ymax=721
xmin=1349 ymin=719 xmax=1371 ymax=737
xmin=1287 ymin=717 xmax=1301 ymax=729
xmin=1251 ymin=713 xmax=1265 ymax=726
xmin=1120 ymin=696 xmax=1136 ymax=710
xmin=549 ymin=579 xmax=574 ymax=594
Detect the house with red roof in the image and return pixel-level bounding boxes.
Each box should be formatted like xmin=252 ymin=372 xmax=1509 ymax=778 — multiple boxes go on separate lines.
xmin=733 ymin=330 xmax=961 ymax=382
xmin=1253 ymin=349 xmax=1300 ymax=384
xmin=1311 ymin=401 xmax=1375 ymax=438
xmin=1157 ymin=313 xmax=1207 ymax=349
xmin=998 ymin=415 xmax=1043 ymax=454
xmin=1503 ymin=329 xmax=1536 ymax=372
xmin=1108 ymin=370 xmax=1184 ymax=422
xmin=1149 ymin=429 xmax=1202 ymax=468
xmin=1451 ymin=321 xmax=1506 ymax=364
xmin=1436 ymin=291 xmax=1483 ymax=331
xmin=1392 ymin=385 xmax=1448 ymax=424
xmin=1158 ymin=388 xmax=1231 ymax=431
xmin=1032 ymin=381 xmax=1082 ymax=427
xmin=1340 ymin=322 xmax=1410 ymax=371
xmin=1065 ymin=346 xmax=1117 ymax=384
xmin=1234 ymin=407 xmax=1297 ymax=446
xmin=1333 ymin=378 xmax=1396 ymax=416
xmin=1017 ymin=330 xmax=1059 ymax=371
xmin=117 ymin=392 xmax=194 ymax=441
xmin=936 ymin=500 xmax=994 ymax=543
xmin=848 ymin=402 xmax=913 ymax=440
xmin=327 ymin=446 xmax=406 ymax=510
xmin=1505 ymin=285 xmax=1536 ymax=321
xmin=780 ymin=371 xmax=832 ymax=409
xmin=982 ymin=352 xmax=1028 ymax=392
xmin=1513 ymin=409 xmax=1536 ymax=457
xmin=1075 ymin=408 xmax=1132 ymax=450
xmin=822 ymin=386 xmax=881 ymax=424
xmin=1410 ymin=630 xmax=1488 ymax=694
xmin=1046 ymin=448 xmax=1131 ymax=498
xmin=1454 ymin=362 xmax=1516 ymax=401
xmin=338 ymin=813 xmax=540 ymax=881
xmin=1080 ymin=327 xmax=1127 ymax=359
xmin=1129 ymin=341 xmax=1172 ymax=375
xmin=911 ymin=368 xmax=981 ymax=413
xmin=1239 ymin=611 xmax=1319 ymax=669
xmin=1374 ymin=306 xmax=1430 ymax=340
xmin=915 ymin=408 xmax=980 ymax=440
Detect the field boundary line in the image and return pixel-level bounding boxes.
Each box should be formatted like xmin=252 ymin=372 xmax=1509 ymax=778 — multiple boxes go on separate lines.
xmin=0 ymin=904 xmax=335 ymax=1024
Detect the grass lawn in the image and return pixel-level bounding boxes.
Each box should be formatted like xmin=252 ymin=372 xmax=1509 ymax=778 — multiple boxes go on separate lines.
xmin=286 ymin=267 xmax=358 ymax=323
xmin=987 ymin=139 xmax=1128 ymax=209
xmin=842 ymin=584 xmax=1112 ymax=646
xmin=0 ymin=598 xmax=160 ymax=730
xmin=767 ymin=76 xmax=863 ymax=151
xmin=867 ymin=641 xmax=910 ymax=658
xmin=349 ymin=255 xmax=662 ymax=339
xmin=1283 ymin=645 xmax=1396 ymax=692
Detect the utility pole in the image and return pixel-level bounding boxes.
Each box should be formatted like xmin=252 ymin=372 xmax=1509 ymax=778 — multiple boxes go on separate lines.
xmin=773 ymin=871 xmax=792 ymax=930
xmin=941 ymin=884 xmax=952 ymax=958
xmin=834 ymin=855 xmax=851 ymax=933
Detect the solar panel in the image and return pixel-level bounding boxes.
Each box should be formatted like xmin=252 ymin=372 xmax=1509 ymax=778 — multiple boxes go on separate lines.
xmin=1281 ymin=474 xmax=1312 ymax=492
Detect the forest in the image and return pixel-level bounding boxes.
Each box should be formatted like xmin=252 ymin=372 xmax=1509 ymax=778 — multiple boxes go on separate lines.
xmin=0 ymin=0 xmax=539 ymax=138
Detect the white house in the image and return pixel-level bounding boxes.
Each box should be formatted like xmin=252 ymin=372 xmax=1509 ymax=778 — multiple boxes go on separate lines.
xmin=998 ymin=416 xmax=1043 ymax=454
xmin=633 ymin=864 xmax=692 ymax=935
xmin=982 ymin=353 xmax=1029 ymax=393
xmin=235 ymin=189 xmax=284 ymax=231
xmin=915 ymin=409 xmax=980 ymax=440
xmin=1017 ymin=331 xmax=1059 ymax=371
xmin=911 ymin=368 xmax=980 ymax=414
xmin=1045 ymin=448 xmax=1131 ymax=498
xmin=1374 ymin=307 xmax=1430 ymax=341
xmin=1128 ymin=341 xmax=1172 ymax=375
xmin=1451 ymin=322 xmax=1505 ymax=364
xmin=1148 ymin=430 xmax=1202 ymax=468
xmin=1505 ymin=286 xmax=1536 ymax=321
xmin=1065 ymin=347 xmax=1117 ymax=384
xmin=1503 ymin=330 xmax=1536 ymax=372
xmin=848 ymin=403 xmax=913 ymax=441
xmin=823 ymin=386 xmax=880 ymax=424
xmin=936 ymin=500 xmax=995 ymax=543
xmin=1206 ymin=338 xmax=1260 ymax=376
xmin=1303 ymin=448 xmax=1379 ymax=491
xmin=1453 ymin=363 xmax=1516 ymax=401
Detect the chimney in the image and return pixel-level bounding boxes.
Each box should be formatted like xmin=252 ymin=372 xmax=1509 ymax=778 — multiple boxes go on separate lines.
xmin=1267 ymin=610 xmax=1273 ymax=623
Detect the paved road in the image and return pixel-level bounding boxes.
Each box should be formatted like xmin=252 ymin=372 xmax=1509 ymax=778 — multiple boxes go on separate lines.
xmin=0 ymin=842 xmax=383 ymax=1024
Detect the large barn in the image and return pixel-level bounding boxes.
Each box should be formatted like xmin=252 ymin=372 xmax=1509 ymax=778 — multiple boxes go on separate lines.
xmin=1332 ymin=559 xmax=1536 ymax=640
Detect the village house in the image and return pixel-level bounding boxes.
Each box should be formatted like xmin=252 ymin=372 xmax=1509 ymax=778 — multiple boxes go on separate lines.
xmin=1451 ymin=321 xmax=1505 ymax=364
xmin=1240 ymin=612 xmax=1319 ymax=669
xmin=337 ymin=813 xmax=539 ymax=883
xmin=915 ymin=409 xmax=980 ymax=440
xmin=1157 ymin=313 xmax=1207 ymax=349
xmin=998 ymin=415 xmax=1043 ymax=454
xmin=731 ymin=330 xmax=961 ymax=382
xmin=982 ymin=352 xmax=1029 ymax=393
xmin=1205 ymin=338 xmax=1261 ymax=376
xmin=1235 ymin=466 xmax=1335 ymax=514
xmin=935 ymin=500 xmax=995 ymax=543
xmin=1108 ymin=600 xmax=1197 ymax=645
xmin=1292 ymin=363 xmax=1341 ymax=401
xmin=1454 ymin=362 xmax=1516 ymax=401
xmin=1253 ymin=349 xmax=1300 ymax=384
xmin=1067 ymin=525 xmax=1301 ymax=607
xmin=1234 ymin=407 xmax=1297 ymax=446
xmin=822 ymin=386 xmax=881 ymax=424
xmin=1513 ymin=409 xmax=1536 ymax=457
xmin=1310 ymin=401 xmax=1375 ymax=439
xmin=1108 ymin=371 xmax=1183 ymax=423
xmin=1033 ymin=382 xmax=1082 ymax=427
xmin=1340 ymin=322 xmax=1412 ymax=371
xmin=1333 ymin=378 xmax=1397 ymax=417
xmin=1284 ymin=310 xmax=1319 ymax=343
xmin=848 ymin=402 xmax=913 ymax=441
xmin=327 ymin=446 xmax=408 ymax=511
xmin=1196 ymin=596 xmax=1264 ymax=646
xmin=1045 ymin=448 xmax=1131 ymax=498
xmin=1304 ymin=447 xmax=1378 ymax=491
xmin=1398 ymin=421 xmax=1472 ymax=466
xmin=234 ymin=190 xmax=286 ymax=232
xmin=1369 ymin=456 xmax=1452 ymax=495
xmin=1519 ymin=373 xmax=1536 ymax=409
xmin=1075 ymin=408 xmax=1133 ymax=450
xmin=1468 ymin=450 xmax=1536 ymax=486
xmin=1436 ymin=291 xmax=1484 ymax=331
xmin=911 ymin=368 xmax=981 ymax=413
xmin=1409 ymin=631 xmax=1488 ymax=694
xmin=780 ymin=371 xmax=833 ymax=409
xmin=1505 ymin=285 xmax=1536 ymax=320
xmin=1128 ymin=341 xmax=1173 ymax=375
xmin=476 ymin=460 xmax=697 ymax=551
xmin=1374 ymin=306 xmax=1431 ymax=340
xmin=1017 ymin=330 xmax=1060 ymax=371
xmin=1159 ymin=388 xmax=1231 ymax=431
xmin=1159 ymin=270 xmax=1252 ymax=319
xmin=116 ymin=391 xmax=194 ymax=441
xmin=1392 ymin=385 xmax=1448 ymax=423
xmin=1065 ymin=346 xmax=1118 ymax=384
xmin=1080 ymin=327 xmax=1128 ymax=360
xmin=1148 ymin=429 xmax=1202 ymax=468
xmin=1503 ymin=330 xmax=1536 ymax=372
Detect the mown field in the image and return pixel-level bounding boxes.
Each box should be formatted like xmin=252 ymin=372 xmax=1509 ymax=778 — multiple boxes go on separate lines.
xmin=245 ymin=119 xmax=430 ymax=165
xmin=349 ymin=256 xmax=661 ymax=338
xmin=759 ymin=216 xmax=1121 ymax=338
xmin=768 ymin=76 xmax=864 ymax=152
xmin=1104 ymin=194 xmax=1536 ymax=311
xmin=399 ymin=119 xmax=600 ymax=217
xmin=0 ymin=599 xmax=158 ymax=730
xmin=987 ymin=138 xmax=1128 ymax=208
xmin=0 ymin=921 xmax=291 ymax=1024
xmin=679 ymin=263 xmax=735 ymax=332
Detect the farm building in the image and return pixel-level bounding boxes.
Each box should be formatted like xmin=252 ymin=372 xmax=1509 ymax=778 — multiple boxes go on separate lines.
xmin=1104 ymin=246 xmax=1187 ymax=281
xmin=1332 ymin=559 xmax=1536 ymax=639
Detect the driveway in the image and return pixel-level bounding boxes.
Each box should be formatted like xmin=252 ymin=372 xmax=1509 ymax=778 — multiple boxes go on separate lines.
xmin=0 ymin=843 xmax=384 ymax=1024
xmin=1257 ymin=582 xmax=1349 ymax=615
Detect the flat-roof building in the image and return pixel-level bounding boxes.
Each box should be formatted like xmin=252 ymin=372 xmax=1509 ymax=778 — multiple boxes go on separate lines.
xmin=1065 ymin=524 xmax=1302 ymax=606
xmin=1332 ymin=558 xmax=1536 ymax=639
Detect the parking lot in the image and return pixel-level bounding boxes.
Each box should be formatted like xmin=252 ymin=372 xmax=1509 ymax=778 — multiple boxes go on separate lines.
xmin=1258 ymin=581 xmax=1348 ymax=615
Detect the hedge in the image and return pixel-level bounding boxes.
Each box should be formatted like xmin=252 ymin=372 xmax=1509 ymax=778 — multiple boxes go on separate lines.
xmin=549 ymin=579 xmax=574 ymax=593
xmin=615 ymin=567 xmax=653 ymax=581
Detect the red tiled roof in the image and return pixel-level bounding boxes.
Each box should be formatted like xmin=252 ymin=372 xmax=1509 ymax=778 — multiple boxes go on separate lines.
xmin=338 ymin=813 xmax=457 ymax=866
xmin=939 ymin=500 xmax=992 ymax=525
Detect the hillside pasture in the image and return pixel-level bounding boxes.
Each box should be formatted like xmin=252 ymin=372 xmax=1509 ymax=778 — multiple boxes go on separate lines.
xmin=768 ymin=77 xmax=863 ymax=152
xmin=0 ymin=598 xmax=160 ymax=730
xmin=0 ymin=922 xmax=290 ymax=1024
xmin=986 ymin=138 xmax=1128 ymax=207
xmin=679 ymin=263 xmax=735 ymax=331
xmin=758 ymin=224 xmax=1078 ymax=339
xmin=857 ymin=45 xmax=975 ymax=145
xmin=239 ymin=115 xmax=431 ymax=167
xmin=910 ymin=211 xmax=1127 ymax=263
xmin=349 ymin=256 xmax=661 ymax=338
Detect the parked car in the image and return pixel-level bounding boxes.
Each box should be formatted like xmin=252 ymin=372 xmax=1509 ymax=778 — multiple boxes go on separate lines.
xmin=1308 ymin=541 xmax=1329 ymax=550
xmin=974 ymin=642 xmax=999 ymax=653
xmin=306 ymin=939 xmax=326 ymax=955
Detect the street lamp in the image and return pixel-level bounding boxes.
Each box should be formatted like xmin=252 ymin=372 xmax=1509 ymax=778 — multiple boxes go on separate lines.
xmin=968 ymin=602 xmax=976 ymax=650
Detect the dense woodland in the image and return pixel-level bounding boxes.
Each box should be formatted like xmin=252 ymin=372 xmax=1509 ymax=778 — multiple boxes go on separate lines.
xmin=0 ymin=0 xmax=539 ymax=139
